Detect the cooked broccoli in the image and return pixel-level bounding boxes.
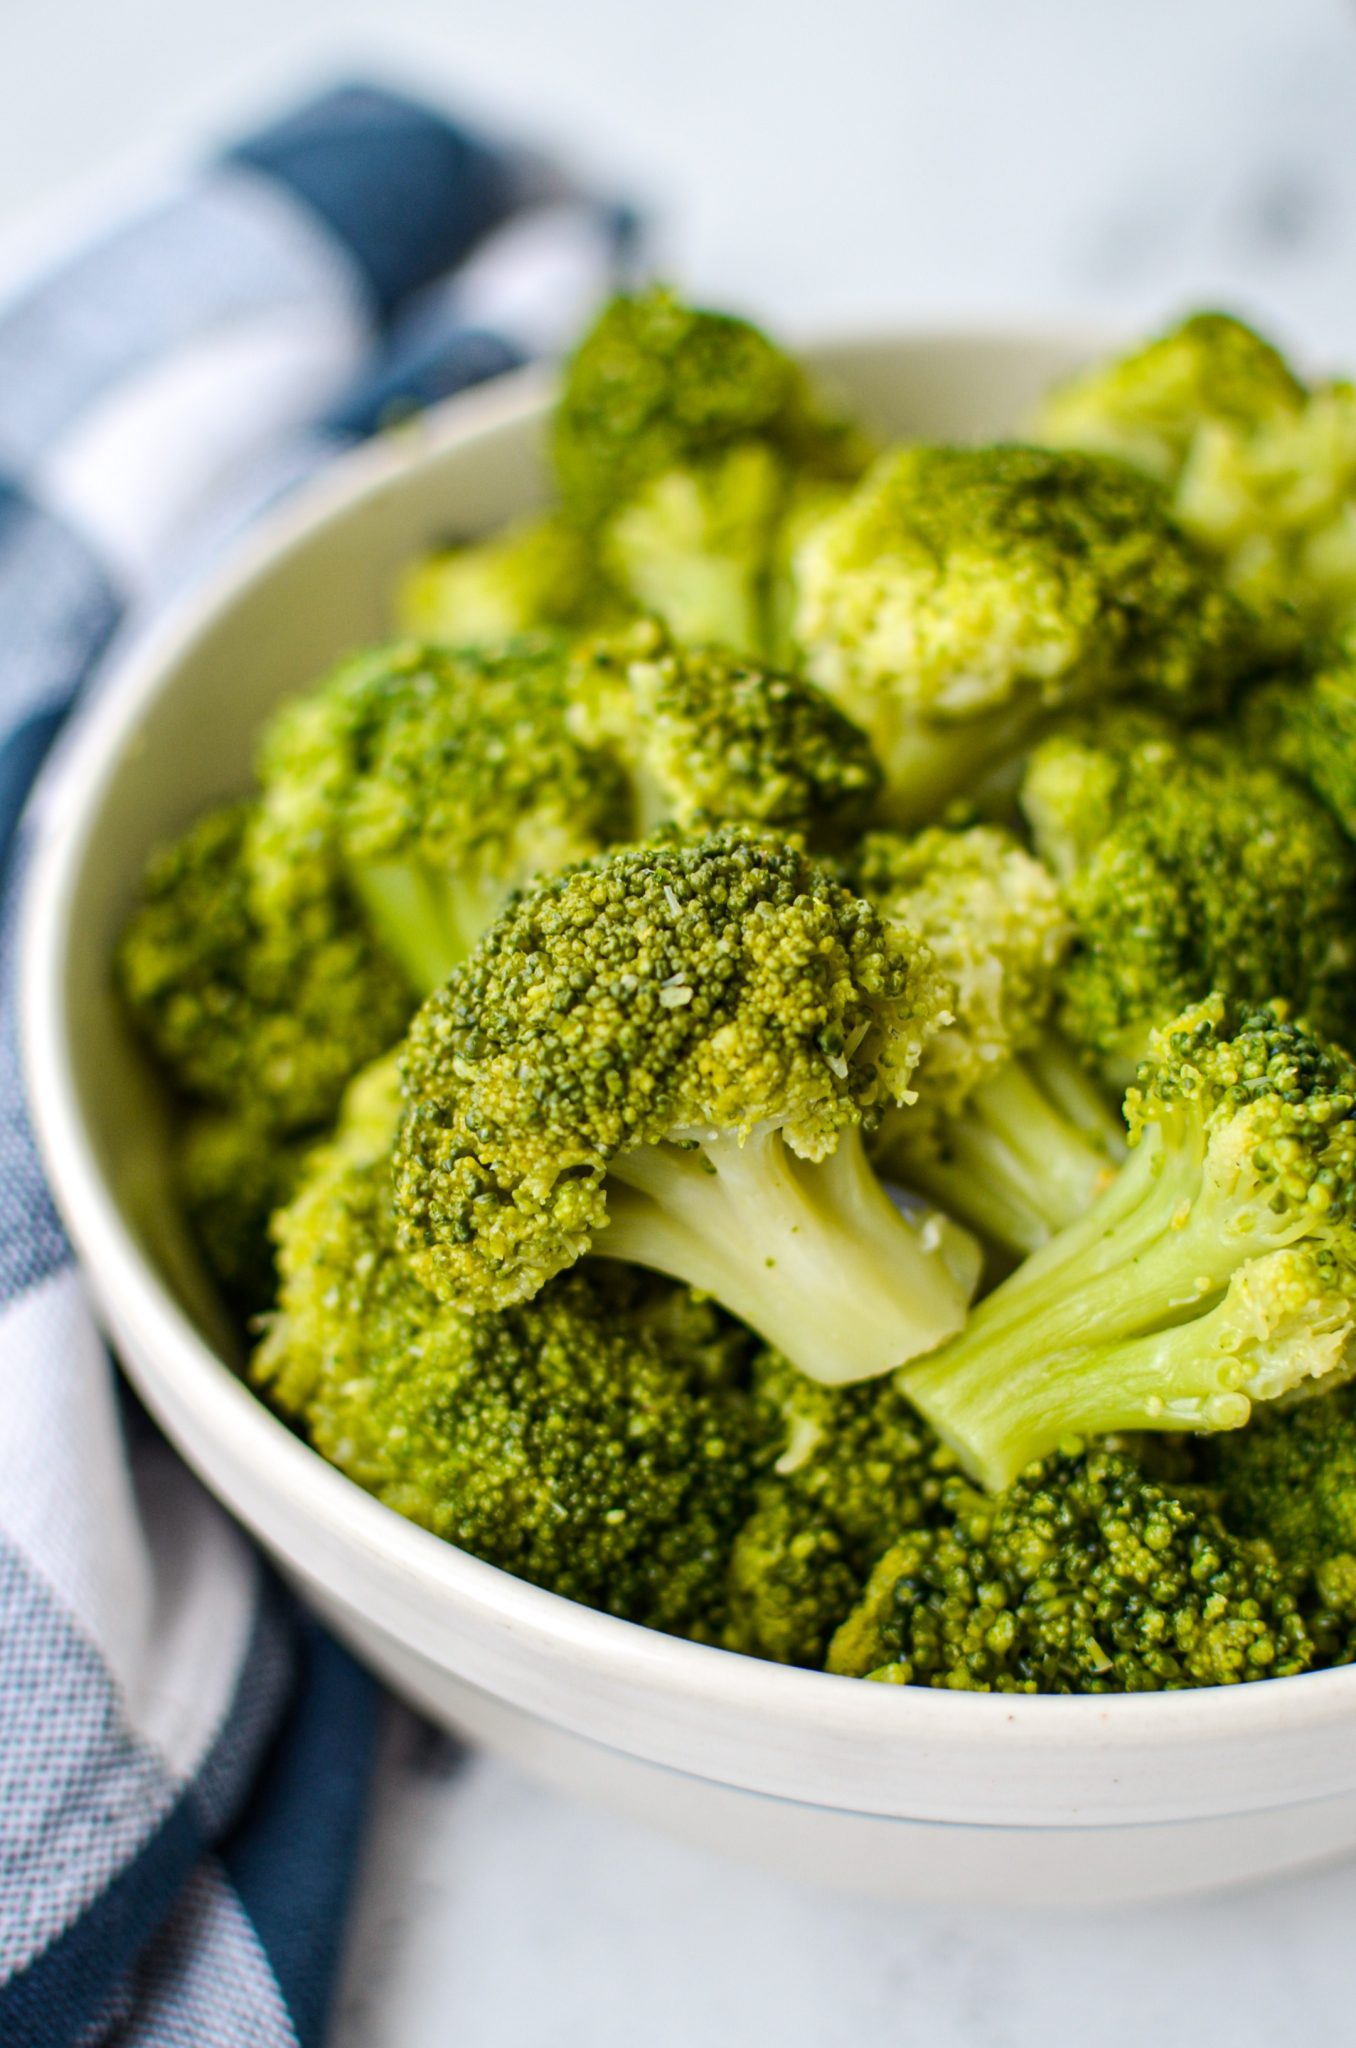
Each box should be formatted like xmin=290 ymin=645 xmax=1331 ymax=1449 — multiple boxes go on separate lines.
xmin=725 ymin=1349 xmax=959 ymax=1666
xmin=554 ymin=287 xmax=870 ymax=656
xmin=1034 ymin=312 xmax=1356 ymax=638
xmin=567 ymin=621 xmax=881 ymax=840
xmin=117 ymin=800 xmax=414 ymax=1132
xmin=827 ymin=1445 xmax=1314 ymax=1691
xmin=1244 ymin=637 xmax=1356 ymax=842
xmin=898 ymin=997 xmax=1356 ymax=1492
xmin=396 ymin=513 xmax=626 ymax=648
xmin=176 ymin=1107 xmax=306 ymax=1319
xmin=856 ymin=824 xmax=1126 ymax=1255
xmin=255 ymin=1056 xmax=768 ymax=1637
xmin=1210 ymin=1385 xmax=1356 ymax=1666
xmin=251 ymin=637 xmax=632 ymax=993
xmin=1021 ymin=709 xmax=1356 ymax=1082
xmin=393 ymin=825 xmax=981 ymax=1386
xmin=794 ymin=443 xmax=1259 ymax=823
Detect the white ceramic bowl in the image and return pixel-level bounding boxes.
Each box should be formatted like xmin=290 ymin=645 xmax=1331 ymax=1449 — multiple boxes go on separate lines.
xmin=22 ymin=327 xmax=1356 ymax=1910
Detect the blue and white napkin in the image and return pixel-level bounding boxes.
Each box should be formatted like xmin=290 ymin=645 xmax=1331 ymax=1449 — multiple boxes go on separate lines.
xmin=0 ymin=82 xmax=635 ymax=2048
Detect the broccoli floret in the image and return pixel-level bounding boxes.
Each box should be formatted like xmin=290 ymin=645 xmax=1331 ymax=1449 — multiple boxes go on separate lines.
xmin=857 ymin=824 xmax=1126 ymax=1255
xmin=393 ymin=825 xmax=980 ymax=1387
xmin=117 ymin=801 xmax=414 ymax=1131
xmin=396 ymin=513 xmax=626 ymax=648
xmin=898 ymin=997 xmax=1356 ymax=1492
xmin=827 ymin=1445 xmax=1314 ymax=1692
xmin=255 ymin=1058 xmax=767 ymax=1638
xmin=1244 ymin=638 xmax=1356 ymax=842
xmin=554 ymin=287 xmax=870 ymax=656
xmin=251 ymin=638 xmax=632 ymax=993
xmin=567 ymin=621 xmax=881 ymax=841
xmin=1210 ymin=1384 xmax=1356 ymax=1665
xmin=1021 ymin=709 xmax=1356 ymax=1082
xmin=794 ymin=443 xmax=1260 ymax=824
xmin=725 ymin=1350 xmax=959 ymax=1666
xmin=176 ymin=1107 xmax=307 ymax=1319
xmin=1035 ymin=313 xmax=1356 ymax=638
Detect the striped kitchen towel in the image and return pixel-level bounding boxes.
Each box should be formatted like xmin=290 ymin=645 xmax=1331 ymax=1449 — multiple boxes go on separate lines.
xmin=0 ymin=81 xmax=636 ymax=2048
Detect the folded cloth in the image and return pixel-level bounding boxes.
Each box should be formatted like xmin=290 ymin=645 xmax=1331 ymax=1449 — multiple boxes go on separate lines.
xmin=0 ymin=83 xmax=635 ymax=2048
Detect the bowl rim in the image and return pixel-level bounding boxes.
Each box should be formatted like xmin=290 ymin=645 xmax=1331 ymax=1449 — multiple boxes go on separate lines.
xmin=21 ymin=318 xmax=1356 ymax=1763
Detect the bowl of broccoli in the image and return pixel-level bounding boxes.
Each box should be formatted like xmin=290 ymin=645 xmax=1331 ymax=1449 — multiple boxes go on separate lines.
xmin=23 ymin=297 xmax=1356 ymax=1909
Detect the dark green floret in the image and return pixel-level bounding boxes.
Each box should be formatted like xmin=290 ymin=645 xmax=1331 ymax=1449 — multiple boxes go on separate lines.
xmin=1244 ymin=637 xmax=1356 ymax=843
xmin=724 ymin=1350 xmax=959 ymax=1666
xmin=1021 ymin=708 xmax=1356 ymax=1082
xmin=1209 ymin=1385 xmax=1356 ymax=1665
xmin=554 ymin=287 xmax=871 ymax=656
xmin=567 ymin=621 xmax=881 ymax=840
xmin=255 ymin=1057 xmax=767 ymax=1637
xmin=175 ymin=1107 xmax=307 ymax=1319
xmin=252 ymin=636 xmax=632 ymax=994
xmin=827 ymin=1445 xmax=1314 ymax=1691
xmin=900 ymin=996 xmax=1356 ymax=1492
xmin=393 ymin=825 xmax=980 ymax=1386
xmin=117 ymin=800 xmax=414 ymax=1132
xmin=856 ymin=823 xmax=1126 ymax=1255
xmin=795 ymin=442 xmax=1261 ymax=824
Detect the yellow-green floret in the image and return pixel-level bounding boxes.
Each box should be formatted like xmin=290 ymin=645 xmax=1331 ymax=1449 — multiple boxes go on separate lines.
xmin=1034 ymin=311 xmax=1356 ymax=639
xmin=899 ymin=996 xmax=1356 ymax=1492
xmin=553 ymin=287 xmax=871 ymax=657
xmin=392 ymin=825 xmax=977 ymax=1386
xmin=566 ymin=621 xmax=881 ymax=840
xmin=724 ymin=1350 xmax=960 ymax=1666
xmin=1021 ymin=709 xmax=1356 ymax=1082
xmin=794 ymin=443 xmax=1261 ymax=825
xmin=827 ymin=1445 xmax=1314 ymax=1692
xmin=855 ymin=823 xmax=1125 ymax=1254
xmin=175 ymin=1107 xmax=307 ymax=1319
xmin=396 ymin=512 xmax=627 ymax=649
xmin=255 ymin=1057 xmax=769 ymax=1637
xmin=116 ymin=800 xmax=414 ymax=1133
xmin=251 ymin=636 xmax=632 ymax=993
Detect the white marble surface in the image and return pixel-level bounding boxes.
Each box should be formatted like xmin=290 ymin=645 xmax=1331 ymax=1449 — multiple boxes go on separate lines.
xmin=11 ymin=1 xmax=1356 ymax=2039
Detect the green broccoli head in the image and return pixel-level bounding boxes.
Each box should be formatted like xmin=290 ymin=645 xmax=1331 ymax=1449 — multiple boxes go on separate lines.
xmin=116 ymin=801 xmax=414 ymax=1132
xmin=1210 ymin=1384 xmax=1356 ymax=1665
xmin=725 ymin=1349 xmax=959 ymax=1666
xmin=251 ymin=637 xmax=633 ymax=993
xmin=255 ymin=1058 xmax=767 ymax=1638
xmin=901 ymin=996 xmax=1356 ymax=1491
xmin=1021 ymin=709 xmax=1356 ymax=1082
xmin=393 ymin=825 xmax=978 ymax=1386
xmin=554 ymin=287 xmax=871 ymax=656
xmin=175 ymin=1106 xmax=307 ymax=1319
xmin=395 ymin=513 xmax=627 ymax=649
xmin=856 ymin=825 xmax=1125 ymax=1255
xmin=1034 ymin=313 xmax=1304 ymax=484
xmin=567 ymin=621 xmax=881 ymax=840
xmin=827 ymin=1445 xmax=1314 ymax=1691
xmin=1035 ymin=313 xmax=1356 ymax=639
xmin=794 ymin=443 xmax=1259 ymax=824
xmin=1244 ymin=637 xmax=1356 ymax=842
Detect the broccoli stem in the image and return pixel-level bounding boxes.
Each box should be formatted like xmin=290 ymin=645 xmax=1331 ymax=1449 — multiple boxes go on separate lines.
xmin=902 ymin=1037 xmax=1126 ymax=1255
xmin=898 ymin=1125 xmax=1312 ymax=1488
xmin=597 ymin=1124 xmax=972 ymax=1385
xmin=618 ymin=549 xmax=765 ymax=658
xmin=350 ymin=859 xmax=501 ymax=993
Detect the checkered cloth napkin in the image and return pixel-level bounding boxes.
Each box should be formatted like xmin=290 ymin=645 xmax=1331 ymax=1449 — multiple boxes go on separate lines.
xmin=0 ymin=82 xmax=635 ymax=2047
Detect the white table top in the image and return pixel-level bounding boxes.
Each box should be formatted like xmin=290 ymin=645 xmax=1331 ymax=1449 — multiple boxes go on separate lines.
xmin=9 ymin=1 xmax=1356 ymax=2039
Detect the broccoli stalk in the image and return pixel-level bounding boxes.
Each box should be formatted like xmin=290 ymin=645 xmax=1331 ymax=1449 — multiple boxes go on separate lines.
xmin=855 ymin=824 xmax=1125 ymax=1256
xmin=393 ymin=827 xmax=982 ymax=1387
xmin=899 ymin=998 xmax=1356 ymax=1491
xmin=599 ymin=1124 xmax=980 ymax=1387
